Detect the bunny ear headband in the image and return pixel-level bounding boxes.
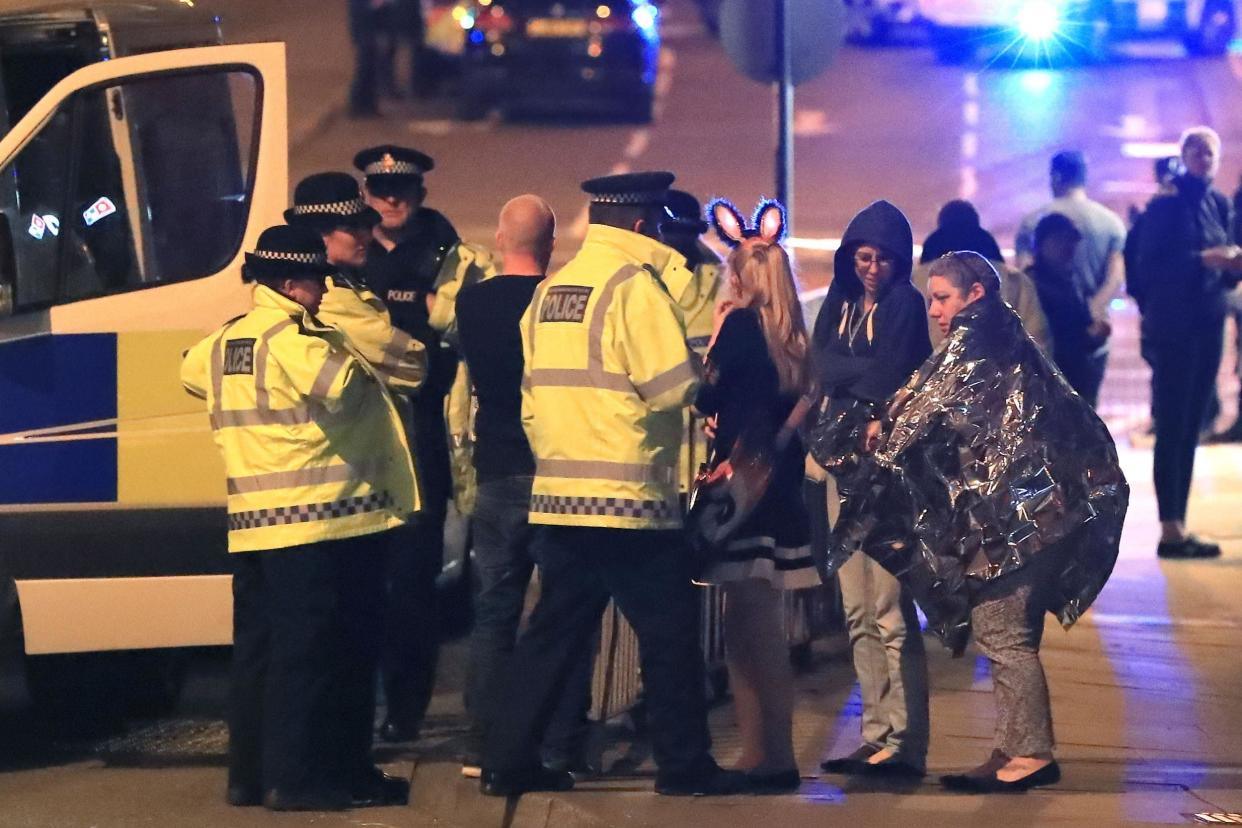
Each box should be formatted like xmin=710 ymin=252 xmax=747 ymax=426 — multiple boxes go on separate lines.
xmin=707 ymin=198 xmax=788 ymax=249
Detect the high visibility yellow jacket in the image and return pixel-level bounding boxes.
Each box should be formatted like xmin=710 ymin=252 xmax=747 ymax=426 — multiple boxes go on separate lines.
xmin=181 ymin=285 xmax=418 ymax=553
xmin=317 ymin=274 xmax=427 ymax=392
xmin=521 ymin=224 xmax=700 ymax=530
xmin=674 ymin=243 xmax=722 ymax=492
xmin=428 ymin=240 xmax=497 ymax=343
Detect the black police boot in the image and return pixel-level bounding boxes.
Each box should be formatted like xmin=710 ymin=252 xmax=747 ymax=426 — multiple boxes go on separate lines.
xmin=654 ymin=763 xmax=748 ymax=797
xmin=262 ymin=787 xmax=350 ymax=812
xmin=480 ymin=765 xmax=575 ymax=797
xmin=350 ymin=768 xmax=410 ymax=808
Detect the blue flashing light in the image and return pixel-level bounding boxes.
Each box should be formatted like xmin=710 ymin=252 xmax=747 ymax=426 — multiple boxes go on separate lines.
xmin=470 ymin=29 xmax=485 ymax=43
xmin=631 ymin=1 xmax=657 ymax=34
xmin=1016 ymin=1 xmax=1060 ymax=42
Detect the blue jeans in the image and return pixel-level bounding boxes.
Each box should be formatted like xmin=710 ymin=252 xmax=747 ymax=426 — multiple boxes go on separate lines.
xmin=466 ymin=475 xmax=593 ymax=762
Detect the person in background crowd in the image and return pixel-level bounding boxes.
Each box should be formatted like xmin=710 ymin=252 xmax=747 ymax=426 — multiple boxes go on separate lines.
xmin=1125 ymin=157 xmax=1186 ymax=436
xmin=1204 ymin=173 xmax=1242 ymax=443
xmin=455 ymin=195 xmax=597 ymax=780
xmin=919 ymin=199 xmax=1003 ymax=264
xmin=181 ymin=226 xmax=416 ymax=811
xmin=813 ymin=200 xmax=931 ymax=779
xmin=912 ymin=199 xmax=1050 ymax=352
xmin=1015 ymin=151 xmax=1126 ymax=371
xmin=693 ymin=199 xmax=820 ymax=794
xmin=348 ymin=0 xmax=429 ymax=116
xmin=356 ymin=144 xmax=460 ymax=743
xmin=1026 ymin=213 xmax=1110 ymax=407
xmin=482 ymin=172 xmax=745 ymax=798
xmin=1131 ymin=126 xmax=1238 ymax=559
xmin=659 ymin=189 xmax=723 ymax=494
xmin=284 ymin=172 xmax=426 ymax=392
xmin=830 ymin=250 xmax=1127 ymax=793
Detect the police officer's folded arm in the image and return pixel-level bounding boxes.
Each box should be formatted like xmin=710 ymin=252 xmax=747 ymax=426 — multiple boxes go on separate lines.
xmin=180 ymin=338 xmax=214 ymax=400
xmin=268 ymin=329 xmax=361 ymax=414
xmin=617 ymin=278 xmax=700 ymax=412
xmin=318 ymin=285 xmax=427 ymax=392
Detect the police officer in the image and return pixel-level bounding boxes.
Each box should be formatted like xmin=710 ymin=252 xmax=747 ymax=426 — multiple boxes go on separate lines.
xmin=285 ymin=172 xmax=426 ymax=392
xmin=354 ymin=145 xmax=466 ymax=742
xmin=659 ymin=189 xmax=723 ymax=494
xmin=481 ymin=172 xmax=746 ymax=798
xmin=180 ymin=226 xmax=415 ymax=811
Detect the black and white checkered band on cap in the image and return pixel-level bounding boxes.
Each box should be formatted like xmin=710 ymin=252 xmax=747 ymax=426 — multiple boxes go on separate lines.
xmin=589 ymin=190 xmax=667 ymax=206
xmin=290 ymin=198 xmax=369 ymax=216
xmin=251 ymin=249 xmax=329 ymax=265
xmin=364 ymin=158 xmax=421 ymax=176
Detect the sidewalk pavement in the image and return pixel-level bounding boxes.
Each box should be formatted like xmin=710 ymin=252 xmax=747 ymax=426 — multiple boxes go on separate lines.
xmin=397 ymin=440 xmax=1242 ymax=828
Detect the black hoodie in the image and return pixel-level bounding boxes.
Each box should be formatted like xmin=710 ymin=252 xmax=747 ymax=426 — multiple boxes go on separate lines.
xmin=812 ymin=200 xmax=932 ymax=405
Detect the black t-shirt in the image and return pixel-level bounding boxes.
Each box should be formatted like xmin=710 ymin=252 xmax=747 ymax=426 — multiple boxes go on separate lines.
xmin=456 ymin=275 xmax=543 ymax=480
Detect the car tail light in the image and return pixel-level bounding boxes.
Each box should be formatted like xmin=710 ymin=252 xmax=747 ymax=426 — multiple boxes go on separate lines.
xmin=459 ymin=3 xmax=516 ymax=38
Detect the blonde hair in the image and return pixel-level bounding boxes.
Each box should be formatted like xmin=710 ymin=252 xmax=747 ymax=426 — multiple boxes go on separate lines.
xmin=725 ymin=240 xmax=810 ymax=395
xmin=1180 ymin=125 xmax=1221 ymax=155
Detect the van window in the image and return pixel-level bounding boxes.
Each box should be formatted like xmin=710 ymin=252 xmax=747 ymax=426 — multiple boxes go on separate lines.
xmin=2 ymin=68 xmax=259 ymax=312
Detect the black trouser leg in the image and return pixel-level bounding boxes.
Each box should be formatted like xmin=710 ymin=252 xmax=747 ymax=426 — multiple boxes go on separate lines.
xmin=484 ymin=526 xmax=611 ymax=773
xmin=348 ymin=0 xmax=378 ymax=112
xmin=260 ymin=542 xmax=341 ymax=794
xmin=596 ymin=530 xmax=714 ymax=780
xmin=333 ymin=533 xmax=388 ymax=781
xmin=382 ymin=508 xmax=444 ymax=731
xmin=228 ymin=553 xmax=267 ymax=795
xmin=1152 ymin=324 xmax=1224 ymax=522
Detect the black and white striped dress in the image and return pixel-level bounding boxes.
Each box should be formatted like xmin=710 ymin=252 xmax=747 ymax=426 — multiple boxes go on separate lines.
xmin=693 ymin=308 xmax=820 ymax=590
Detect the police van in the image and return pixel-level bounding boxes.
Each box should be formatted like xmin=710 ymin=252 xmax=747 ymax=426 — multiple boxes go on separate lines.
xmin=921 ymin=0 xmax=1237 ymax=63
xmin=0 ymin=2 xmax=289 ymax=709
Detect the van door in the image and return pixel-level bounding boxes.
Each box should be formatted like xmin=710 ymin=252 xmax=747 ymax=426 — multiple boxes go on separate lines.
xmin=0 ymin=43 xmax=287 ymax=656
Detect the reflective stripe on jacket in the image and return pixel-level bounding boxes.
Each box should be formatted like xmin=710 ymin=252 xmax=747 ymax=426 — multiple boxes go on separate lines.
xmin=181 ymin=284 xmax=419 ymax=552
xmin=675 ymin=244 xmax=721 ymax=493
xmin=317 ymin=274 xmax=427 ymax=392
xmin=428 ymin=240 xmax=497 ymax=344
xmin=521 ymin=224 xmax=700 ymax=530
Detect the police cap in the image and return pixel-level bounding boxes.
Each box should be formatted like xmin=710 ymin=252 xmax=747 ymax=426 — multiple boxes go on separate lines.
xmin=285 ymin=172 xmax=380 ymax=230
xmin=581 ymin=171 xmax=675 ymax=207
xmin=662 ymin=188 xmax=708 ymax=234
xmin=354 ymin=145 xmax=434 ymax=195
xmin=243 ymin=224 xmax=335 ymax=283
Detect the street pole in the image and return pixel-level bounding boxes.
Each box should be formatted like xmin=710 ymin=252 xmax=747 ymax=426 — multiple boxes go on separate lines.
xmin=775 ymin=0 xmax=794 ymax=233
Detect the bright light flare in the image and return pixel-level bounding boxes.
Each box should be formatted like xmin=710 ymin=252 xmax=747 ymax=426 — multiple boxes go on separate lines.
xmin=1016 ymin=1 xmax=1061 ymax=42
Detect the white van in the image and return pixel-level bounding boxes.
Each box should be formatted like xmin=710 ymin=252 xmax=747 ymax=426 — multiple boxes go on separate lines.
xmin=0 ymin=2 xmax=289 ymax=710
xmin=921 ymin=0 xmax=1237 ymax=63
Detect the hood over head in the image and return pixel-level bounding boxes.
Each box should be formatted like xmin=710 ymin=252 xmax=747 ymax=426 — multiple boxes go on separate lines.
xmin=834 ymin=200 xmax=914 ymax=299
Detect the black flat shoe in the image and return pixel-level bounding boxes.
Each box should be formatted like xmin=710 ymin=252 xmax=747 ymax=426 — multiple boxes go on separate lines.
xmin=820 ymin=745 xmax=880 ymax=775
xmin=860 ymin=757 xmax=926 ymax=779
xmin=745 ymin=768 xmax=802 ymax=795
xmin=655 ymin=766 xmax=748 ymax=796
xmin=262 ymin=787 xmax=350 ymax=811
xmin=1158 ymin=537 xmax=1221 ymax=559
xmin=480 ymin=766 xmax=575 ymax=797
xmin=941 ymin=761 xmax=1060 ymax=793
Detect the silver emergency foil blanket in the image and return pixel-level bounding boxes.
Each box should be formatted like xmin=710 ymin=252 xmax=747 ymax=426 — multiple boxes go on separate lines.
xmin=825 ymin=295 xmax=1129 ymax=649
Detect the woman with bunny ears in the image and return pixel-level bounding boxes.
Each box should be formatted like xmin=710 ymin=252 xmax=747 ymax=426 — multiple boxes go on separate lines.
xmin=812 ymin=200 xmax=932 ymax=780
xmin=694 ymin=199 xmax=821 ymax=794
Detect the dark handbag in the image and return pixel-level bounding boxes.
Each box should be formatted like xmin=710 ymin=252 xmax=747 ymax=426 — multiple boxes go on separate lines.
xmin=686 ymin=396 xmax=811 ymax=567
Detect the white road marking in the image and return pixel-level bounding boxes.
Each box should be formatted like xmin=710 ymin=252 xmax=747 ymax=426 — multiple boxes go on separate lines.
xmin=1121 ymin=141 xmax=1183 ymax=158
xmin=960 ymin=73 xmax=980 ymax=200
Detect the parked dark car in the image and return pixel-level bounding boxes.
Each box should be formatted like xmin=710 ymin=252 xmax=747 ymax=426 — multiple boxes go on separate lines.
xmin=456 ymin=0 xmax=660 ymax=122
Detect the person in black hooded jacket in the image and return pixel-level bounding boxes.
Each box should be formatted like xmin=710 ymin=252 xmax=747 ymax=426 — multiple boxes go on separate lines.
xmin=812 ymin=200 xmax=932 ymax=779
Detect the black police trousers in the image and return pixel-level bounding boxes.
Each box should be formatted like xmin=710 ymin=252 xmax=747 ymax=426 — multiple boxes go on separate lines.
xmin=228 ymin=531 xmax=387 ymax=796
xmin=484 ymin=526 xmax=714 ymax=779
xmin=381 ymin=504 xmax=445 ymax=732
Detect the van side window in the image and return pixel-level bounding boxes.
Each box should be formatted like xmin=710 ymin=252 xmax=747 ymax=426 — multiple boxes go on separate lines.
xmin=2 ymin=69 xmax=259 ymax=312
